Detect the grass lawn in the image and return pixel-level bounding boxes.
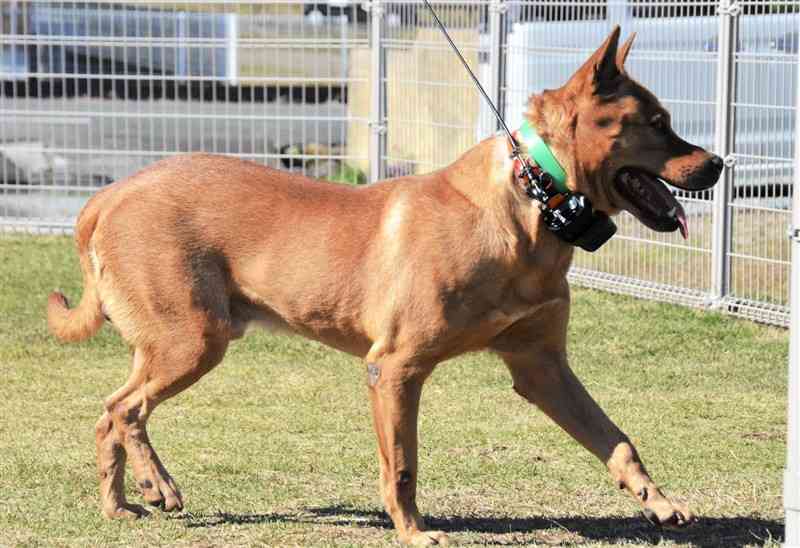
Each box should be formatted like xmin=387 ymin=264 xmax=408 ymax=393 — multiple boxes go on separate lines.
xmin=0 ymin=234 xmax=789 ymax=547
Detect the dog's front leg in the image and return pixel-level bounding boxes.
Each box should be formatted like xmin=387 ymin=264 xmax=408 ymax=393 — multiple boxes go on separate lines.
xmin=494 ymin=312 xmax=694 ymax=528
xmin=365 ymin=356 xmax=448 ymax=546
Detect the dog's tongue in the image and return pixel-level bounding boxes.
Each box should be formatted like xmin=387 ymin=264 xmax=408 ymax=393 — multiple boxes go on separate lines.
xmin=670 ymin=204 xmax=689 ymax=240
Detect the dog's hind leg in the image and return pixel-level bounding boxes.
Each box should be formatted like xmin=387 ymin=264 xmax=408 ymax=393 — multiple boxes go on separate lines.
xmin=102 ymin=334 xmax=229 ymax=515
xmin=365 ymin=353 xmax=448 ymax=546
xmin=95 ymin=410 xmax=148 ymax=518
xmin=493 ymin=304 xmax=695 ymax=529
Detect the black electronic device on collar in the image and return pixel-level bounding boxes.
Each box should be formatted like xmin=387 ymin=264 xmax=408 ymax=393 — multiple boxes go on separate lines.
xmin=515 ymin=155 xmax=617 ymax=253
xmin=421 ymin=0 xmax=617 ymax=252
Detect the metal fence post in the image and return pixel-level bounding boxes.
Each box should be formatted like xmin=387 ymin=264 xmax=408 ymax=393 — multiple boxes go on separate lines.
xmin=711 ymin=0 xmax=739 ymax=304
xmin=368 ymin=0 xmax=387 ymax=183
xmin=783 ymin=32 xmax=800 ymax=548
xmin=487 ymin=0 xmax=505 ymax=133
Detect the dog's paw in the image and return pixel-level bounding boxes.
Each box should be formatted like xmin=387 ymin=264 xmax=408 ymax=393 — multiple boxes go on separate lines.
xmin=407 ymin=530 xmax=450 ymax=546
xmin=103 ymin=502 xmax=150 ymax=519
xmin=139 ymin=473 xmax=184 ymax=512
xmin=641 ymin=496 xmax=696 ymax=529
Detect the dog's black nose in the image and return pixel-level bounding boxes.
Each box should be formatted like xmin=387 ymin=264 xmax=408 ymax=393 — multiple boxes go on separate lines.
xmin=684 ymin=155 xmax=724 ymax=190
xmin=698 ymin=155 xmax=725 ymax=188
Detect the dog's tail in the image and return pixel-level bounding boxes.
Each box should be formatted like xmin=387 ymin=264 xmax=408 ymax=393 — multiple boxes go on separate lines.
xmin=47 ymin=206 xmax=105 ymax=343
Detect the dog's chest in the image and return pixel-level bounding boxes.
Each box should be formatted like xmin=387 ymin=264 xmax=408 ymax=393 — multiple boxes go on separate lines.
xmin=437 ymin=279 xmax=547 ymax=344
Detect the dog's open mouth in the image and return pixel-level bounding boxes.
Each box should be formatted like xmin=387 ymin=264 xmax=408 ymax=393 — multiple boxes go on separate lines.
xmin=613 ymin=169 xmax=688 ymax=239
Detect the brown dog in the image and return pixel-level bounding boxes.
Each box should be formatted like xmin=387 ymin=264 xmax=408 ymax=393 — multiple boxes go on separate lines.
xmin=48 ymin=27 xmax=721 ymax=546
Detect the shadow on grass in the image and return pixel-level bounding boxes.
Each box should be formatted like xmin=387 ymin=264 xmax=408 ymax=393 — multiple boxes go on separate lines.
xmin=176 ymin=505 xmax=783 ymax=547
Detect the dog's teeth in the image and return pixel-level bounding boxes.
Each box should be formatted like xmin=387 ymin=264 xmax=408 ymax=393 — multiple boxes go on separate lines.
xmin=666 ymin=206 xmax=677 ymax=218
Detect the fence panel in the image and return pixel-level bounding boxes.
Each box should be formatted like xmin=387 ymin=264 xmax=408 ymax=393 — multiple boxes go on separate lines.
xmin=0 ymin=0 xmax=369 ymax=232
xmin=723 ymin=0 xmax=796 ymax=324
xmin=377 ymin=0 xmax=492 ymax=178
xmin=0 ymin=0 xmax=797 ymax=326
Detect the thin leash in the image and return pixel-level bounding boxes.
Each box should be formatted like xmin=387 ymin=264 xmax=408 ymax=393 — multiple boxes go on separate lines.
xmin=419 ymin=0 xmax=545 ymax=203
xmin=416 ymin=0 xmax=617 ymax=252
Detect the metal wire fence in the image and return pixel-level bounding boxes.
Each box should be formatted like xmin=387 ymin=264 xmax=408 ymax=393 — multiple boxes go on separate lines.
xmin=0 ymin=0 xmax=797 ymax=326
xmin=0 ymin=0 xmax=369 ymax=232
xmin=374 ymin=0 xmax=797 ymax=326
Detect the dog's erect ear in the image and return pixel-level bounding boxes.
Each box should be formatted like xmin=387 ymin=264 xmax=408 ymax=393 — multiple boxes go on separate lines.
xmin=565 ymin=26 xmax=621 ymax=93
xmin=589 ymin=26 xmax=621 ymax=87
xmin=616 ymin=32 xmax=636 ymax=70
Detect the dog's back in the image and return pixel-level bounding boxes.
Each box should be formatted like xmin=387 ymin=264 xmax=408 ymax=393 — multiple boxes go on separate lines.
xmin=52 ymin=153 xmax=389 ymax=350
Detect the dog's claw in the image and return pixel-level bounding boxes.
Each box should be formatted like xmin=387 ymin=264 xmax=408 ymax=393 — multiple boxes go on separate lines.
xmin=668 ymin=510 xmax=697 ymax=529
xmin=641 ymin=508 xmax=660 ymax=528
xmin=137 ymin=465 xmax=183 ymax=512
xmin=641 ymin=504 xmax=696 ymax=529
xmin=146 ymin=491 xmax=183 ymax=512
xmin=163 ymin=492 xmax=184 ymax=512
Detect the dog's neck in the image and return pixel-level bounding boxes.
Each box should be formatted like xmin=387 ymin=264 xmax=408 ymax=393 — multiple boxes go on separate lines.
xmin=442 ymin=93 xmax=569 ymax=227
xmin=526 ymin=91 xmax=579 ymax=186
xmin=441 ymin=131 xmax=575 ymax=274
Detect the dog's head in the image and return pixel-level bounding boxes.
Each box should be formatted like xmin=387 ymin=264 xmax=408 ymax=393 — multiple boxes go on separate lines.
xmin=526 ymin=26 xmax=722 ymax=238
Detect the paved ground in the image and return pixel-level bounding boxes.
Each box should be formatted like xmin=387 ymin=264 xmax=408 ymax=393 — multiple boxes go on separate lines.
xmin=1 ymin=96 xmax=349 ymax=178
xmin=0 ymin=96 xmax=353 ymax=224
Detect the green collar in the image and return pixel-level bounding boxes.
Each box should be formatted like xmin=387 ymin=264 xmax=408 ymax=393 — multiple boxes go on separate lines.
xmin=517 ymin=120 xmax=569 ymax=193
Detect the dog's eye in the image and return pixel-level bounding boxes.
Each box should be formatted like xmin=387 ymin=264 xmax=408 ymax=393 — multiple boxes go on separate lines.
xmin=651 ymin=115 xmax=668 ymax=131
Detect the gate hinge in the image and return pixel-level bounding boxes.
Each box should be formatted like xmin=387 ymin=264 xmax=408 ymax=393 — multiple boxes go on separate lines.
xmin=369 ymin=122 xmax=387 ymax=135
xmin=717 ymin=2 xmax=742 ymax=17
xmin=722 ymin=153 xmax=737 ymax=168
xmin=361 ymin=1 xmax=384 ymax=17
xmin=489 ymin=0 xmax=508 ymax=14
xmin=788 ymin=227 xmax=800 ymax=243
